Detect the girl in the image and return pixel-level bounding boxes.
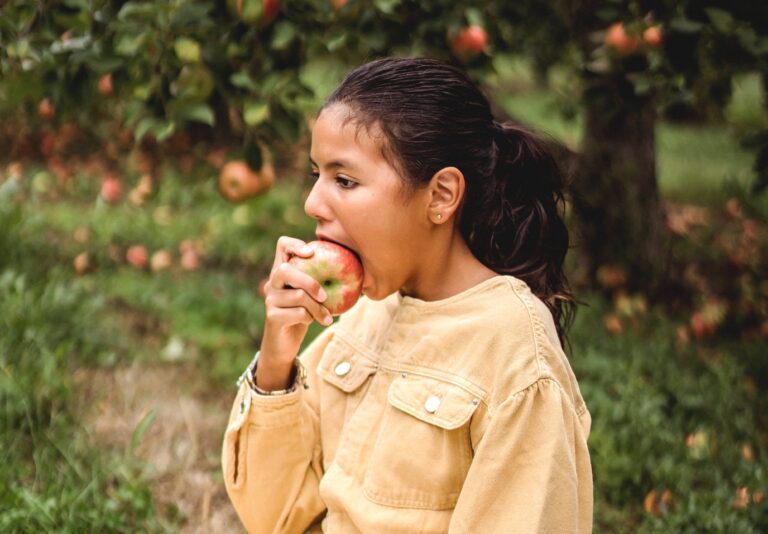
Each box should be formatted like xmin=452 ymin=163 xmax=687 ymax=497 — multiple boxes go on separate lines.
xmin=222 ymin=57 xmax=593 ymax=533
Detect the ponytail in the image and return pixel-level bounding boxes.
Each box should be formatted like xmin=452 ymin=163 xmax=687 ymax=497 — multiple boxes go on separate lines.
xmin=324 ymin=57 xmax=576 ymax=345
xmin=460 ymin=121 xmax=575 ymax=344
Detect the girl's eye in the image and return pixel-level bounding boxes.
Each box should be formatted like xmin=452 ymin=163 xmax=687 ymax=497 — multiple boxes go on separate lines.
xmin=308 ymin=171 xmax=320 ymax=180
xmin=335 ymin=176 xmax=357 ymax=189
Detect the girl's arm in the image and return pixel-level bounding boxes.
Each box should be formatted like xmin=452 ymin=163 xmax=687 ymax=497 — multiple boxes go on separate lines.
xmin=222 ymin=326 xmax=334 ymax=534
xmin=449 ymin=378 xmax=593 ymax=533
xmin=222 ymin=235 xmax=333 ymax=533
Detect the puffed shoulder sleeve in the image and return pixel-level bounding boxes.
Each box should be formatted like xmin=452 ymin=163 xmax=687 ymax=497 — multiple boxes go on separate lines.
xmin=449 ymin=378 xmax=593 ymax=534
xmin=222 ymin=327 xmax=336 ymax=534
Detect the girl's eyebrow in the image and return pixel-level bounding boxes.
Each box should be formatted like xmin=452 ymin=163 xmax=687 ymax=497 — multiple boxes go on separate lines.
xmin=309 ymin=156 xmax=358 ymax=171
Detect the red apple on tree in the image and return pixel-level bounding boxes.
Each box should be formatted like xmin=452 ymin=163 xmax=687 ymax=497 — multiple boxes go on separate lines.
xmin=288 ymin=240 xmax=363 ymax=316
xmin=643 ymin=25 xmax=662 ymax=48
xmin=451 ymin=25 xmax=488 ymax=56
xmin=98 ymin=73 xmax=114 ymax=96
xmin=218 ymin=159 xmax=274 ymax=202
xmin=605 ymin=22 xmax=640 ymax=55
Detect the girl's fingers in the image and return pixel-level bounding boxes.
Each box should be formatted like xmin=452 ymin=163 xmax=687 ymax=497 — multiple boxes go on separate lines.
xmin=274 ymin=236 xmax=314 ymax=269
xmin=269 ymin=262 xmax=327 ymax=304
xmin=266 ymin=288 xmax=333 ymax=326
xmin=265 ymin=306 xmax=314 ymax=327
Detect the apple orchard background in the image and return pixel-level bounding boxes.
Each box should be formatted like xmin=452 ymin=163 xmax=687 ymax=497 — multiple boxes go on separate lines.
xmin=1 ymin=0 xmax=768 ymax=531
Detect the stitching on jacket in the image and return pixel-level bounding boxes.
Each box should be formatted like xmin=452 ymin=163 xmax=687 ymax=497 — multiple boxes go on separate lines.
xmin=335 ymin=327 xmax=489 ymax=402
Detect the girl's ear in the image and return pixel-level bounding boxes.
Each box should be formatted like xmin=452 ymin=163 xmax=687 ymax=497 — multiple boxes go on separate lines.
xmin=427 ymin=166 xmax=465 ymax=224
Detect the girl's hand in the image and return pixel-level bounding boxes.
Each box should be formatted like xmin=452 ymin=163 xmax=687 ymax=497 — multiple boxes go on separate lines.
xmin=257 ymin=236 xmax=332 ymax=390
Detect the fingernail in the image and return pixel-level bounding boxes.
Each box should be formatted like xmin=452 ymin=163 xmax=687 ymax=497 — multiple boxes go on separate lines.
xmin=301 ymin=246 xmax=312 ymax=255
xmin=323 ymin=315 xmax=333 ymax=325
xmin=318 ymin=288 xmax=327 ymax=302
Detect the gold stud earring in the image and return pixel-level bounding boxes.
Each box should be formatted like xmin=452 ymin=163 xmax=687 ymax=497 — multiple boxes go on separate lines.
xmin=436 ymin=213 xmax=442 ymax=221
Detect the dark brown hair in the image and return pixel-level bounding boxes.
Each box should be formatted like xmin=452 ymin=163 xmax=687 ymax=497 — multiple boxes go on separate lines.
xmin=322 ymin=57 xmax=575 ymax=344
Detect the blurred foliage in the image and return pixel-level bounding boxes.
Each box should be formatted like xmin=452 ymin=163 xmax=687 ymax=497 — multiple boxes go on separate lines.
xmin=2 ymin=0 xmax=766 ymax=183
xmin=570 ymin=301 xmax=768 ymax=532
xmin=0 ymin=189 xmax=176 ymax=530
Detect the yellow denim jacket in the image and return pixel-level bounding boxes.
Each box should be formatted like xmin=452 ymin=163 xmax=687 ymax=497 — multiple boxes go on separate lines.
xmin=222 ymin=276 xmax=593 ymax=533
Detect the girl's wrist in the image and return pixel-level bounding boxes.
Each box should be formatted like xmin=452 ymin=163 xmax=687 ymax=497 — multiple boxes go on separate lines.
xmin=254 ymin=352 xmax=298 ymax=392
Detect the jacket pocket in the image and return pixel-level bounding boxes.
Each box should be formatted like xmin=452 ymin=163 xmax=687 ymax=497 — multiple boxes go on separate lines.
xmin=363 ymin=373 xmax=481 ymax=510
xmin=316 ymin=339 xmax=378 ymax=393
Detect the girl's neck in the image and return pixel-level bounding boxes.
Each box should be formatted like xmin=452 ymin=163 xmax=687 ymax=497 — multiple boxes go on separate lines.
xmin=400 ymin=232 xmax=498 ymax=302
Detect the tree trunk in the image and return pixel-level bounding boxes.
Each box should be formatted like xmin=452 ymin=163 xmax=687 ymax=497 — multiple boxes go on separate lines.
xmin=570 ymin=74 xmax=667 ymax=290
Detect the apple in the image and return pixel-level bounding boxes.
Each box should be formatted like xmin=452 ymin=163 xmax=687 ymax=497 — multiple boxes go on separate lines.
xmin=263 ymin=0 xmax=279 ymax=20
xmin=689 ymin=311 xmax=716 ymax=339
xmin=643 ymin=25 xmax=662 ymax=47
xmin=151 ymin=249 xmax=173 ymax=272
xmin=101 ymin=174 xmax=122 ymax=203
xmin=180 ymin=248 xmax=201 ymax=271
xmin=288 ymin=240 xmax=363 ymax=316
xmin=605 ymin=22 xmax=640 ymax=55
xmin=98 ymin=73 xmax=114 ymax=96
xmin=73 ymin=226 xmax=90 ymax=244
xmin=74 ymin=252 xmax=90 ymax=274
xmin=126 ymin=245 xmax=149 ymax=269
xmin=228 ymin=0 xmax=279 ymax=24
xmin=38 ymin=98 xmax=55 ymax=120
xmin=218 ymin=160 xmax=274 ymax=202
xmin=331 ymin=0 xmax=347 ymax=11
xmin=452 ymin=25 xmax=488 ymax=56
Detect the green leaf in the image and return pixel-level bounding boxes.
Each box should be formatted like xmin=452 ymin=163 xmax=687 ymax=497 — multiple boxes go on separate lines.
xmin=153 ymin=120 xmax=176 ymax=141
xmin=174 ymin=65 xmax=215 ymax=101
xmin=135 ymin=117 xmax=159 ymax=141
xmin=326 ymin=31 xmax=347 ymax=52
xmin=129 ymin=409 xmax=156 ymax=454
xmin=240 ymin=0 xmax=263 ymax=24
xmin=118 ymin=2 xmax=161 ymax=22
xmin=271 ymin=21 xmax=297 ymax=51
xmin=270 ymin=105 xmax=300 ymax=142
xmin=133 ymin=83 xmax=152 ymax=101
xmin=231 ymin=71 xmax=259 ymax=92
xmin=86 ymin=56 xmax=123 ymax=73
xmin=115 ymin=33 xmax=147 ymax=56
xmin=243 ymin=101 xmax=269 ymax=126
xmin=174 ymin=37 xmax=201 ymax=63
xmin=374 ymin=0 xmax=401 ymax=15
xmin=704 ymin=8 xmax=734 ymax=33
xmin=177 ymin=104 xmax=215 ymax=126
xmin=669 ymin=17 xmax=704 ymax=34
xmin=465 ymin=7 xmax=483 ymax=28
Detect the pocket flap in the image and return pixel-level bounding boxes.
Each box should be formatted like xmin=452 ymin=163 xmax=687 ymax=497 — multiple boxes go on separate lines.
xmin=387 ymin=374 xmax=480 ymax=430
xmin=316 ymin=341 xmax=378 ymax=393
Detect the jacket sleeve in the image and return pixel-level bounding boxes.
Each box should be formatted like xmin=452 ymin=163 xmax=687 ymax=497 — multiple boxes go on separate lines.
xmin=222 ymin=327 xmax=335 ymax=534
xmin=448 ymin=378 xmax=593 ymax=534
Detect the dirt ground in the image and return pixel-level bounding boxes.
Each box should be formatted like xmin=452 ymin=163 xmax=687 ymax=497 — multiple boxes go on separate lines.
xmin=75 ymin=362 xmax=245 ymax=533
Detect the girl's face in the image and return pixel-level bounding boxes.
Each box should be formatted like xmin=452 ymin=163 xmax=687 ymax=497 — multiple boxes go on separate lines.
xmin=305 ymin=104 xmax=434 ymax=300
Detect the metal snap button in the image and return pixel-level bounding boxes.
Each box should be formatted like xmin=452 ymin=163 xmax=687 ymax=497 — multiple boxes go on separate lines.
xmin=334 ymin=361 xmax=351 ymax=377
xmin=424 ymin=395 xmax=441 ymax=414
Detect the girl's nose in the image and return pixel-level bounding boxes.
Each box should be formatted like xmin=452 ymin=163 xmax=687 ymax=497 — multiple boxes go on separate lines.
xmin=304 ymin=176 xmax=329 ymax=222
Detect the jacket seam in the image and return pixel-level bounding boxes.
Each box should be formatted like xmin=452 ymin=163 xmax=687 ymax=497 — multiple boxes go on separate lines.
xmin=333 ymin=328 xmax=489 ymax=404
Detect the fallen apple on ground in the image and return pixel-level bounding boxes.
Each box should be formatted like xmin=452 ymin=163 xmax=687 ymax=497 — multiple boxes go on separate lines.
xmin=288 ymin=240 xmax=363 ymax=316
xmin=101 ymin=175 xmax=122 ymax=203
xmin=126 ymin=245 xmax=149 ymax=269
